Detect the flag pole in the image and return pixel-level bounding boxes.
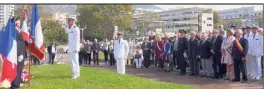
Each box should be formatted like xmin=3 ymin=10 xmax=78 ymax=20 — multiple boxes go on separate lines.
xmin=23 ymin=5 xmax=32 ymax=88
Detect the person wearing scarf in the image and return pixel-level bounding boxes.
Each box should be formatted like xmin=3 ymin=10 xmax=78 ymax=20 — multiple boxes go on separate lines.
xmin=231 ymin=29 xmax=248 ymax=83
xmin=221 ymin=29 xmax=235 ymax=80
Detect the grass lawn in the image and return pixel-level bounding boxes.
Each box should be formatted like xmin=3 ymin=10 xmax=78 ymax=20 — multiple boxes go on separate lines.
xmin=22 ymin=64 xmax=194 ymax=89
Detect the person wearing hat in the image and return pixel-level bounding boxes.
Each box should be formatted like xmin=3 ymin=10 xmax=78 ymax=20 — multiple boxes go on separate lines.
xmin=176 ymin=30 xmax=188 ymax=75
xmin=230 ymin=25 xmax=236 ymax=30
xmin=243 ymin=26 xmax=253 ymax=76
xmin=211 ymin=29 xmax=224 ymax=79
xmin=9 ymin=17 xmax=27 ymax=89
xmin=64 ymin=16 xmax=81 ymax=79
xmin=221 ymin=29 xmax=235 ymax=80
xmin=248 ymin=26 xmax=263 ymax=80
xmin=113 ymin=32 xmax=129 ymax=74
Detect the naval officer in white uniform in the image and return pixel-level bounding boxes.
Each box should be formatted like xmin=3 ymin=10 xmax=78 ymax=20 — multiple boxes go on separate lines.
xmin=64 ymin=16 xmax=81 ymax=79
xmin=114 ymin=32 xmax=129 ymax=74
xmin=249 ymin=26 xmax=263 ymax=80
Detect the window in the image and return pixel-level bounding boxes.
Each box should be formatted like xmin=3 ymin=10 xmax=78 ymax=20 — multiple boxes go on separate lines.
xmin=173 ymin=19 xmax=180 ymax=21
xmin=207 ymin=24 xmax=212 ymax=26
xmin=207 ymin=17 xmax=212 ymax=20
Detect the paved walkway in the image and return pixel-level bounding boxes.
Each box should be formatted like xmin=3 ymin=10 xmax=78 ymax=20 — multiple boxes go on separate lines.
xmin=58 ymin=53 xmax=263 ymax=89
xmin=87 ymin=64 xmax=263 ymax=89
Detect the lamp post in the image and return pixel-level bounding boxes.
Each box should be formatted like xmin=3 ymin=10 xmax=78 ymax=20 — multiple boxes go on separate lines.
xmin=81 ymin=25 xmax=87 ymax=41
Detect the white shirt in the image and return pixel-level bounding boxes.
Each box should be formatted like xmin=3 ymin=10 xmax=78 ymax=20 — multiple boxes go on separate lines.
xmin=65 ymin=24 xmax=80 ymax=53
xmin=249 ymin=33 xmax=263 ymax=56
xmin=103 ymin=42 xmax=109 ymax=50
xmin=51 ymin=45 xmax=56 ymax=53
xmin=113 ymin=38 xmax=129 ymax=59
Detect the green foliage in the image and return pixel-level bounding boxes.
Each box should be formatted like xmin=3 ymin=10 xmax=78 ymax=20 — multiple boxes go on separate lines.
xmin=213 ymin=11 xmax=222 ymax=29
xmin=14 ymin=5 xmax=66 ymax=45
xmin=76 ymin=5 xmax=133 ymax=40
xmin=43 ymin=18 xmax=67 ymax=45
xmin=256 ymin=15 xmax=263 ymax=27
xmin=134 ymin=11 xmax=161 ymax=36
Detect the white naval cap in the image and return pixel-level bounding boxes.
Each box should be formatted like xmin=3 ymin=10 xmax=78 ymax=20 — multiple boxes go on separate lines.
xmin=67 ymin=16 xmax=77 ymax=22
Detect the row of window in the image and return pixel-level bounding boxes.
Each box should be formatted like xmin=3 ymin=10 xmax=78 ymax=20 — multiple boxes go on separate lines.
xmin=220 ymin=13 xmax=262 ymax=19
xmin=155 ymin=23 xmax=212 ymax=28
xmin=160 ymin=11 xmax=200 ymax=17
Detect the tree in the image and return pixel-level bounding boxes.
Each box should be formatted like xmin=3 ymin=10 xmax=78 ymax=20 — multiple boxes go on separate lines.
xmin=213 ymin=11 xmax=222 ymax=29
xmin=257 ymin=15 xmax=263 ymax=27
xmin=76 ymin=5 xmax=133 ymax=40
xmin=14 ymin=5 xmax=66 ymax=45
xmin=134 ymin=10 xmax=161 ymax=36
xmin=43 ymin=18 xmax=67 ymax=45
xmin=14 ymin=5 xmax=52 ymax=20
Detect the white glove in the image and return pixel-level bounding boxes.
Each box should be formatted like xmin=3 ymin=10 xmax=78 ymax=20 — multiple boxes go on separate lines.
xmin=18 ymin=55 xmax=23 ymax=62
xmin=184 ymin=53 xmax=187 ymax=58
xmin=28 ymin=39 xmax=33 ymax=44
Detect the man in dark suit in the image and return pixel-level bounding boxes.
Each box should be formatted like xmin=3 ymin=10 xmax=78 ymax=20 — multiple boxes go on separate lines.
xmin=11 ymin=17 xmax=27 ymax=89
xmin=187 ymin=31 xmax=200 ymax=76
xmin=177 ymin=30 xmax=188 ymax=75
xmin=200 ymin=33 xmax=213 ymax=77
xmin=142 ymin=37 xmax=152 ymax=68
xmin=47 ymin=42 xmax=56 ymax=64
xmin=92 ymin=39 xmax=100 ymax=65
xmin=211 ymin=30 xmax=224 ymax=79
xmin=232 ymin=29 xmax=248 ymax=83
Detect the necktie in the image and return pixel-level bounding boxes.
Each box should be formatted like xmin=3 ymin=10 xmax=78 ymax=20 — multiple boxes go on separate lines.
xmin=253 ymin=34 xmax=256 ymax=39
xmin=119 ymin=40 xmax=121 ymax=44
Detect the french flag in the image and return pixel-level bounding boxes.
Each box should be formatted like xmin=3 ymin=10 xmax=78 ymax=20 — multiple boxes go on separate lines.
xmin=28 ymin=5 xmax=45 ymax=61
xmin=0 ymin=18 xmax=17 ymax=82
xmin=21 ymin=7 xmax=29 ymax=41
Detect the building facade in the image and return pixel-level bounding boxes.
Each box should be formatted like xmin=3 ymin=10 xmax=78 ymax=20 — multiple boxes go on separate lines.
xmin=218 ymin=6 xmax=263 ymax=28
xmin=0 ymin=5 xmax=14 ymax=29
xmin=133 ymin=7 xmax=214 ymax=35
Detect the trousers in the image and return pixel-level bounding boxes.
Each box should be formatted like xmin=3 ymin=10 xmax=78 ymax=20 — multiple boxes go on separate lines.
xmin=116 ymin=58 xmax=125 ymax=74
xmin=134 ymin=58 xmax=143 ymax=68
xmin=69 ymin=52 xmax=80 ymax=77
xmin=249 ymin=55 xmax=262 ymax=78
xmin=11 ymin=59 xmax=25 ymax=89
xmin=201 ymin=58 xmax=213 ymax=76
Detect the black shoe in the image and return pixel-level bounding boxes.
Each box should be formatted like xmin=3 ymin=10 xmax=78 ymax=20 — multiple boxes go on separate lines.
xmin=241 ymin=80 xmax=247 ymax=83
xmin=231 ymin=79 xmax=240 ymax=82
xmin=189 ymin=73 xmax=194 ymax=76
xmin=178 ymin=73 xmax=185 ymax=75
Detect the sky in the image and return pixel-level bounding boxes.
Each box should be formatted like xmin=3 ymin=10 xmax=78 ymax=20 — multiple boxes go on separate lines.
xmin=156 ymin=5 xmax=263 ymax=11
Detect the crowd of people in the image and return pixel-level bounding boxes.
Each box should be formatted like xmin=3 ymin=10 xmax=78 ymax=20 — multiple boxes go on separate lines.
xmin=77 ymin=24 xmax=264 ymax=83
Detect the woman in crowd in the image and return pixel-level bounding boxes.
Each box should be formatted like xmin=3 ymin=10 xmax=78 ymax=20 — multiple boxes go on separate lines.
xmin=134 ymin=45 xmax=143 ymax=68
xmin=155 ymin=33 xmax=164 ymax=71
xmin=221 ymin=29 xmax=235 ymax=80
xmin=164 ymin=36 xmax=172 ymax=72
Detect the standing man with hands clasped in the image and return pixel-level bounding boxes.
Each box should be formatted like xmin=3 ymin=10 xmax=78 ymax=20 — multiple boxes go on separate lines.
xmin=114 ymin=32 xmax=129 ymax=74
xmin=64 ymin=16 xmax=80 ymax=79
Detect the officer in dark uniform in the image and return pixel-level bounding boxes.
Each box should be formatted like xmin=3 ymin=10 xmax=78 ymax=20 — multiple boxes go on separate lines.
xmin=11 ymin=17 xmax=27 ymax=89
xmin=177 ymin=30 xmax=188 ymax=75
